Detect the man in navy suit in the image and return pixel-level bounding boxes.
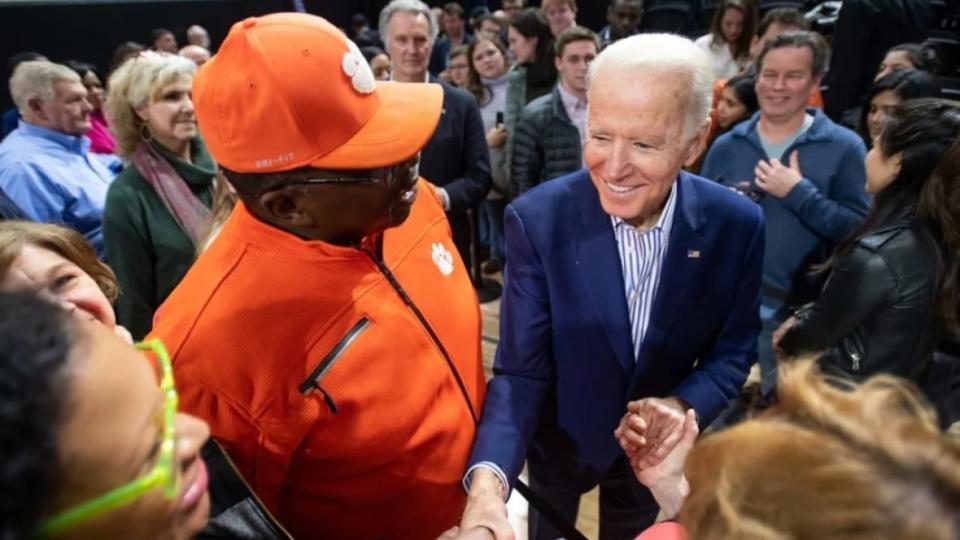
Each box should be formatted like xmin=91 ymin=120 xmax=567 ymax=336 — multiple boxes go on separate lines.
xmin=459 ymin=33 xmax=765 ymax=540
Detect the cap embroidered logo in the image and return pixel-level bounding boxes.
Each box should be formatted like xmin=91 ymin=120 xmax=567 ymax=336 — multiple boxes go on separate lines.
xmin=342 ymin=40 xmax=376 ymax=95
xmin=431 ymin=242 xmax=455 ymax=276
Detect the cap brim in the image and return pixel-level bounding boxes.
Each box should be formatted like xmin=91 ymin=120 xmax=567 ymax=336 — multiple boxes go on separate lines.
xmin=310 ymin=81 xmax=443 ymax=170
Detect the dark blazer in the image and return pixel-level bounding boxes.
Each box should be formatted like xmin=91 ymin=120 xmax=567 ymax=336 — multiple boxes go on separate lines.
xmin=779 ymin=216 xmax=945 ymax=383
xmin=419 ymin=77 xmax=492 ymax=211
xmin=468 ymin=170 xmax=765 ymax=491
xmin=511 ymin=85 xmax=582 ymax=195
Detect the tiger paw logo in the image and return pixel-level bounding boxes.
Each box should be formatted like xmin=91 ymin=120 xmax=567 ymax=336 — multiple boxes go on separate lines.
xmin=341 ymin=39 xmax=376 ymax=95
xmin=431 ymin=243 xmax=454 ymax=276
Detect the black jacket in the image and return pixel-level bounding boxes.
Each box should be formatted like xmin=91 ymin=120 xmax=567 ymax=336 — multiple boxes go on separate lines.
xmin=511 ymin=85 xmax=582 ymax=195
xmin=420 ymin=77 xmax=492 ymax=211
xmin=823 ymin=0 xmax=933 ymax=120
xmin=198 ymin=441 xmax=291 ymax=540
xmin=779 ymin=217 xmax=945 ymax=383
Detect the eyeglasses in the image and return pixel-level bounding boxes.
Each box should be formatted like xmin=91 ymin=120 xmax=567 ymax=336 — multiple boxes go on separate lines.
xmin=41 ymin=339 xmax=180 ymax=536
xmin=448 ymin=63 xmax=469 ymax=71
xmin=282 ymin=156 xmax=420 ymax=190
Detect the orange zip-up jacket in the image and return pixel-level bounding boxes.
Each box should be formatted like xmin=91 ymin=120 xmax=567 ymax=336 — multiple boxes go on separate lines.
xmin=149 ymin=180 xmax=485 ymax=539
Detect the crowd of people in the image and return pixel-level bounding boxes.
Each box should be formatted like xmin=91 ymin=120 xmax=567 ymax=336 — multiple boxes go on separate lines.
xmin=0 ymin=0 xmax=959 ymax=539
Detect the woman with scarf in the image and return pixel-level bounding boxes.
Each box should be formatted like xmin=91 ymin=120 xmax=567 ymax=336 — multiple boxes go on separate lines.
xmin=103 ymin=52 xmax=216 ymax=340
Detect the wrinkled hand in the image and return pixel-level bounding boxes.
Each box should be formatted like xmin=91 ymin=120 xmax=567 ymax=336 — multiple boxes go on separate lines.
xmin=772 ymin=315 xmax=798 ymax=356
xmin=631 ymin=409 xmax=698 ymax=487
xmin=460 ymin=469 xmax=514 ymax=540
xmin=485 ymin=125 xmax=507 ymax=148
xmin=755 ymin=150 xmax=803 ymax=199
xmin=614 ymin=397 xmax=687 ymax=469
xmin=631 ymin=409 xmax=698 ymax=519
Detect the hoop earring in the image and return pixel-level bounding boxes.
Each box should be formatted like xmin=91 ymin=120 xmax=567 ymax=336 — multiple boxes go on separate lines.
xmin=139 ymin=122 xmax=153 ymax=143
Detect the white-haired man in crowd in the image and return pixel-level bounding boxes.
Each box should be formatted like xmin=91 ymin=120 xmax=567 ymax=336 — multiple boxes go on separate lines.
xmin=0 ymin=61 xmax=119 ymax=255
xmin=460 ymin=33 xmax=764 ymax=540
xmin=179 ymin=44 xmax=211 ymax=66
xmin=186 ymin=24 xmax=211 ymax=49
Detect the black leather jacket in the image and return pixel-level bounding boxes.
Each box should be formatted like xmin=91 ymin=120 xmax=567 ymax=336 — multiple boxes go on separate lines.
xmin=198 ymin=441 xmax=291 ymax=540
xmin=779 ymin=217 xmax=945 ymax=383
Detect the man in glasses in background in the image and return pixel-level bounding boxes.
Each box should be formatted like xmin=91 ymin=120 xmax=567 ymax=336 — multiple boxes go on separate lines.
xmin=149 ymin=12 xmax=495 ymax=540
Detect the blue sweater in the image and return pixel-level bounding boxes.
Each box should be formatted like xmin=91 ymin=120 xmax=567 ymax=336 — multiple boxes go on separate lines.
xmin=701 ymin=109 xmax=870 ymax=295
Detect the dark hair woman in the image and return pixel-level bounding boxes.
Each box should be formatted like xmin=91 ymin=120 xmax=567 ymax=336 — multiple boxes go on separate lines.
xmin=694 ymin=0 xmax=757 ymax=78
xmin=857 ymin=69 xmax=941 ymax=146
xmin=0 ymin=292 xmax=212 ymax=539
xmin=775 ymin=99 xmax=960 ymax=396
xmin=507 ymin=8 xmax=556 ymax=106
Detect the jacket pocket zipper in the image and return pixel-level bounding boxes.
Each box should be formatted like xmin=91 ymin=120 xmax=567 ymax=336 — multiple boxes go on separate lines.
xmin=298 ymin=317 xmax=371 ymax=414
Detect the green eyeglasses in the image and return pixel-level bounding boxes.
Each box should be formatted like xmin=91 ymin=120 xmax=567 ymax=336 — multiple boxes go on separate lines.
xmin=40 ymin=338 xmax=180 ymax=536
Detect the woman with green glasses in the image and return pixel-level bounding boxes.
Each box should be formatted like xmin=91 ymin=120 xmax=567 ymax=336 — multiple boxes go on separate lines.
xmin=0 ymin=291 xmax=211 ymax=538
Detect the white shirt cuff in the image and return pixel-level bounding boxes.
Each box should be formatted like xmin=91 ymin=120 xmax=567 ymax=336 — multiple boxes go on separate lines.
xmin=462 ymin=462 xmax=510 ymax=501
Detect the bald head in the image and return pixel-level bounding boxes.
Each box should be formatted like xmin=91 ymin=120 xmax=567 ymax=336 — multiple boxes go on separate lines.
xmin=186 ymin=25 xmax=210 ymax=49
xmin=179 ymin=45 xmax=210 ymax=67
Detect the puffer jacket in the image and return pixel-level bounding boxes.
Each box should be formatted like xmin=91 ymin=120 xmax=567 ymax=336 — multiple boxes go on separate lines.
xmin=511 ymin=85 xmax=582 ymax=194
xmin=779 ymin=215 xmax=945 ymax=384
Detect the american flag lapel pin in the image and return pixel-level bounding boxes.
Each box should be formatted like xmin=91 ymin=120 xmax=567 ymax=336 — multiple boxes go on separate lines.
xmin=687 ymin=249 xmax=700 ymax=259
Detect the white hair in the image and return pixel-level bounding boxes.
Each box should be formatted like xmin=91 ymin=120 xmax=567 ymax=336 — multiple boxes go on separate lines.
xmin=587 ymin=33 xmax=714 ymax=136
xmin=9 ymin=61 xmax=80 ymax=113
xmin=379 ymin=0 xmax=439 ymax=43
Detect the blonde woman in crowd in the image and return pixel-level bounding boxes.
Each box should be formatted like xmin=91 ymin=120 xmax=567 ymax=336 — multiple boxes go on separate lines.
xmin=102 ymin=51 xmax=217 ymax=340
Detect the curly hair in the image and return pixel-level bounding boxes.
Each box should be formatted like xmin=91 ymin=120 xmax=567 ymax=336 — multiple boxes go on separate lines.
xmin=0 ymin=221 xmax=119 ymax=303
xmin=0 ymin=292 xmax=77 ymax=538
xmin=104 ymin=51 xmax=196 ymax=159
xmin=681 ymin=359 xmax=960 ymax=539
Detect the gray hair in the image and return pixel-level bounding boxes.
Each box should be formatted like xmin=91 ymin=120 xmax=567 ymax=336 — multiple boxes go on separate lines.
xmin=587 ymin=33 xmax=714 ymax=136
xmin=379 ymin=0 xmax=439 ymax=43
xmin=9 ymin=61 xmax=81 ymax=113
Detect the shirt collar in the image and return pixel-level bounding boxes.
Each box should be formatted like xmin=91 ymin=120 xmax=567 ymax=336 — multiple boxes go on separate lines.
xmin=610 ymin=180 xmax=678 ymax=236
xmin=557 ymin=81 xmax=587 ymax=111
xmin=17 ymin=120 xmax=90 ymax=155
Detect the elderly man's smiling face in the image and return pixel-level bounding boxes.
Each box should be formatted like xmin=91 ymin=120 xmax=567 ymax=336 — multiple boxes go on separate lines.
xmin=584 ymin=67 xmax=708 ymax=227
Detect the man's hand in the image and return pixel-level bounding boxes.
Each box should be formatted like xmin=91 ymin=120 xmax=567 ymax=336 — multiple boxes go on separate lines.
xmin=614 ymin=397 xmax=687 ymax=469
xmin=755 ymin=150 xmax=803 ymax=199
xmin=460 ymin=468 xmax=514 ymax=540
xmin=630 ymin=409 xmax=698 ymax=519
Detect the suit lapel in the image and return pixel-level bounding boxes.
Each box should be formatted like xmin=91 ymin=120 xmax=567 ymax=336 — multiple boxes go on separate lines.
xmin=575 ymin=174 xmax=635 ymax=375
xmin=633 ymin=174 xmax=706 ymax=381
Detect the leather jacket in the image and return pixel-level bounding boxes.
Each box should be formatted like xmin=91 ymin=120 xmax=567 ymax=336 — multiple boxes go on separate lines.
xmin=198 ymin=441 xmax=292 ymax=539
xmin=779 ymin=217 xmax=945 ymax=383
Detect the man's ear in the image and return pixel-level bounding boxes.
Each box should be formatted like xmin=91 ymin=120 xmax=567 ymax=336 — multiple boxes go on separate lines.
xmin=683 ymin=118 xmax=712 ymax=167
xmin=27 ymin=96 xmax=46 ymax=119
xmin=257 ymin=187 xmax=315 ymax=228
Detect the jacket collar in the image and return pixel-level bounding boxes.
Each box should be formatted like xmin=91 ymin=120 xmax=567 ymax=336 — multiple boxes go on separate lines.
xmin=17 ymin=120 xmax=90 ymax=155
xmin=550 ymin=84 xmax=574 ymax=125
xmin=731 ymin=107 xmax=834 ymax=147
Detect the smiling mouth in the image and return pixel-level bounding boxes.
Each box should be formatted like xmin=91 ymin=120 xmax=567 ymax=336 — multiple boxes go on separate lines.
xmin=605 ymin=180 xmax=640 ymax=194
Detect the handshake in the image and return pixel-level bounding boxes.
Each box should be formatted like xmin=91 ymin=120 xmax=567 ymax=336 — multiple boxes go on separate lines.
xmin=450 ymin=397 xmax=700 ymax=540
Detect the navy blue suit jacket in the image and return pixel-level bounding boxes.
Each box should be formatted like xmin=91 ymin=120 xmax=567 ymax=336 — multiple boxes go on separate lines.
xmin=469 ymin=170 xmax=764 ymax=491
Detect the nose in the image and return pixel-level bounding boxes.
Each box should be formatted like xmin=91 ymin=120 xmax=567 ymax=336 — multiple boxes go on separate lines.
xmin=603 ymin=141 xmax=633 ymax=181
xmin=772 ymin=75 xmax=787 ymax=90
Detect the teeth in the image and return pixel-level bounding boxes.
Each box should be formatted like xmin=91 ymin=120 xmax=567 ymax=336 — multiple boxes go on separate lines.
xmin=605 ymin=181 xmax=637 ymax=194
xmin=400 ymin=188 xmax=417 ymax=203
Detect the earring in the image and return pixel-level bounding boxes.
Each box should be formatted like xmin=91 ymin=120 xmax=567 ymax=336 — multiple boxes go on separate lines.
xmin=139 ymin=122 xmax=153 ymax=143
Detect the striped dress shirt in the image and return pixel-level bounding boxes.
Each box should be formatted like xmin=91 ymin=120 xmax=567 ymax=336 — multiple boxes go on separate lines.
xmin=611 ymin=183 xmax=678 ymax=361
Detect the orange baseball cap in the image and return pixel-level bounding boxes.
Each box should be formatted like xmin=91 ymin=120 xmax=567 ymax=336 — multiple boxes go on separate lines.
xmin=192 ymin=12 xmax=442 ymax=173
